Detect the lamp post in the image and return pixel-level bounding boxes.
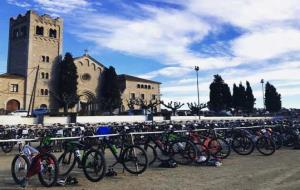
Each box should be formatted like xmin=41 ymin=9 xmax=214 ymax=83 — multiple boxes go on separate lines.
xmin=195 ymin=66 xmax=200 ymax=120
xmin=260 ymin=79 xmax=265 ymax=110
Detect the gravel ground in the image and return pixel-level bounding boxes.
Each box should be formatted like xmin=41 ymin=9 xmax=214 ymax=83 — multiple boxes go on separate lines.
xmin=0 ymin=149 xmax=299 ymax=190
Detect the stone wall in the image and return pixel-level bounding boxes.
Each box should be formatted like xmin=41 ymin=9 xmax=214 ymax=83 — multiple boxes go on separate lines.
xmin=0 ymin=75 xmax=25 ymax=111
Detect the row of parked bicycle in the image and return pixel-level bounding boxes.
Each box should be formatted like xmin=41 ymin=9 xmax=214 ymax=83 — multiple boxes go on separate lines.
xmin=3 ymin=118 xmax=300 ymax=187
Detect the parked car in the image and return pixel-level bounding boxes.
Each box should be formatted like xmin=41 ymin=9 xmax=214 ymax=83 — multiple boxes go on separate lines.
xmin=9 ymin=110 xmax=28 ymax=116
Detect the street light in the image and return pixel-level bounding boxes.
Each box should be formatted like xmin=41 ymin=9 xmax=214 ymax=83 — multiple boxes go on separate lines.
xmin=195 ymin=66 xmax=200 ymax=120
xmin=260 ymin=79 xmax=265 ymax=110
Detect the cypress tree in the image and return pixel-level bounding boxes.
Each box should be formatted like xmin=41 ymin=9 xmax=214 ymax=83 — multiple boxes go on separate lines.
xmin=245 ymin=81 xmax=255 ymax=112
xmin=58 ymin=52 xmax=78 ymax=113
xmin=265 ymin=82 xmax=281 ymax=113
xmin=100 ymin=66 xmax=122 ymax=114
xmin=208 ymin=75 xmax=231 ymax=112
xmin=238 ymin=83 xmax=247 ymax=111
xmin=232 ymin=83 xmax=239 ymax=112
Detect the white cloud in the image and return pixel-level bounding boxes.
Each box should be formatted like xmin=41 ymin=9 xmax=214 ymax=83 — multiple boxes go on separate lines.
xmin=232 ymin=27 xmax=300 ymax=60
xmin=186 ymin=0 xmax=300 ymax=29
xmin=138 ymin=66 xmax=193 ymax=79
xmin=7 ymin=0 xmax=30 ymax=7
xmin=8 ymin=0 xmax=94 ymax=14
xmin=72 ymin=8 xmax=215 ymax=70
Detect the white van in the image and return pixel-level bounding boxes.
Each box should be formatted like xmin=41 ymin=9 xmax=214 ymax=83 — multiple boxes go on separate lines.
xmin=9 ymin=110 xmax=28 ymax=116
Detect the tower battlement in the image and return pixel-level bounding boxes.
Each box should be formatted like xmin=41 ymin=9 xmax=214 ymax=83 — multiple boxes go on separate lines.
xmin=10 ymin=10 xmax=62 ymax=22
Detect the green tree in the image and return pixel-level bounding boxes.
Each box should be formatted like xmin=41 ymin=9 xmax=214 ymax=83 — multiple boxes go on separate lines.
xmin=238 ymin=82 xmax=247 ymax=111
xmin=245 ymin=81 xmax=256 ymax=112
xmin=232 ymin=83 xmax=239 ymax=112
xmin=187 ymin=102 xmax=207 ymax=115
xmin=265 ymin=82 xmax=281 ymax=113
xmin=100 ymin=66 xmax=122 ymax=114
xmin=161 ymin=101 xmax=184 ymax=116
xmin=137 ymin=98 xmax=160 ymax=114
xmin=58 ymin=52 xmax=78 ymax=113
xmin=208 ymin=75 xmax=232 ymax=112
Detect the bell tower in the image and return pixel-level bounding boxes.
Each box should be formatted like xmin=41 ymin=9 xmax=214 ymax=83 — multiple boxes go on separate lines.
xmin=7 ymin=10 xmax=63 ymax=110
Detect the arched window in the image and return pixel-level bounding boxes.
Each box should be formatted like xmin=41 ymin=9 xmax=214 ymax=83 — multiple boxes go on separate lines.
xmin=49 ymin=29 xmax=57 ymax=38
xmin=41 ymin=72 xmax=45 ymax=79
xmin=45 ymin=89 xmax=49 ymax=96
xmin=45 ymin=73 xmax=49 ymax=79
xmin=141 ymin=84 xmax=144 ymax=89
xmin=40 ymin=89 xmax=44 ymax=96
xmin=137 ymin=84 xmax=141 ymax=88
xmin=148 ymin=85 xmax=151 ymax=89
xmin=40 ymin=104 xmax=47 ymax=109
xmin=46 ymin=56 xmax=50 ymax=63
xmin=41 ymin=56 xmax=46 ymax=62
xmin=36 ymin=26 xmax=44 ymax=36
xmin=82 ymin=73 xmax=91 ymax=81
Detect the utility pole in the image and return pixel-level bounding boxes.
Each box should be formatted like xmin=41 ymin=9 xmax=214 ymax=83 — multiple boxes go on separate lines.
xmin=195 ymin=66 xmax=200 ymax=120
xmin=27 ymin=65 xmax=40 ymax=116
xmin=260 ymin=79 xmax=265 ymax=110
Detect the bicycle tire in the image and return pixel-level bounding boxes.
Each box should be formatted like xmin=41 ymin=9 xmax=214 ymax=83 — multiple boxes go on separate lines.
xmin=82 ymin=149 xmax=106 ymax=182
xmin=122 ymin=145 xmax=148 ymax=175
xmin=154 ymin=144 xmax=172 ymax=162
xmin=170 ymin=140 xmax=197 ymax=165
xmin=232 ymin=135 xmax=255 ymax=155
xmin=283 ymin=133 xmax=296 ymax=147
xmin=11 ymin=154 xmax=30 ymax=185
xmin=144 ymin=144 xmax=157 ymax=165
xmin=208 ymin=137 xmax=231 ymax=159
xmin=195 ymin=143 xmax=210 ymax=164
xmin=271 ymin=133 xmax=283 ymax=150
xmin=256 ymin=136 xmax=276 ymax=156
xmin=38 ymin=152 xmax=59 ymax=187
xmin=2 ymin=142 xmax=14 ymax=153
xmin=57 ymin=151 xmax=76 ymax=176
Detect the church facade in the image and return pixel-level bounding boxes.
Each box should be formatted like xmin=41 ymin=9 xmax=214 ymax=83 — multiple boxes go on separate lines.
xmin=0 ymin=10 xmax=161 ymax=114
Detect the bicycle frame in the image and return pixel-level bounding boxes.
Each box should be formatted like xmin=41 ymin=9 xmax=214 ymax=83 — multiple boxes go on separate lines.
xmin=102 ymin=137 xmax=128 ymax=167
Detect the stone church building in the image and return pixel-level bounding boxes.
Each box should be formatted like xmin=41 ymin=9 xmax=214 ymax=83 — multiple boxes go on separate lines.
xmin=0 ymin=10 xmax=161 ymax=114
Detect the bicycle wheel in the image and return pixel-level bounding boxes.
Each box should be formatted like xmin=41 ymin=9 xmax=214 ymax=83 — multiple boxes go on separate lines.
xmin=170 ymin=140 xmax=197 ymax=165
xmin=11 ymin=154 xmax=30 ymax=185
xmin=271 ymin=133 xmax=283 ymax=150
xmin=282 ymin=133 xmax=296 ymax=147
xmin=38 ymin=153 xmax=58 ymax=187
xmin=154 ymin=144 xmax=172 ymax=162
xmin=144 ymin=144 xmax=157 ymax=165
xmin=122 ymin=145 xmax=148 ymax=175
xmin=57 ymin=151 xmax=76 ymax=176
xmin=256 ymin=137 xmax=276 ymax=156
xmin=82 ymin=149 xmax=106 ymax=182
xmin=232 ymin=136 xmax=255 ymax=155
xmin=208 ymin=138 xmax=231 ymax=159
xmin=2 ymin=142 xmax=14 ymax=153
xmin=195 ymin=144 xmax=210 ymax=164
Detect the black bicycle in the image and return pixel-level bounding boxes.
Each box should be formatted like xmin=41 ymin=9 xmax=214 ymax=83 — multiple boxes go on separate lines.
xmin=57 ymin=137 xmax=106 ymax=182
xmin=98 ymin=131 xmax=148 ymax=175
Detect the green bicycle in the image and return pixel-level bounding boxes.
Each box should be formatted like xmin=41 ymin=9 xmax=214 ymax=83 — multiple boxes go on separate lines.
xmin=57 ymin=137 xmax=106 ymax=182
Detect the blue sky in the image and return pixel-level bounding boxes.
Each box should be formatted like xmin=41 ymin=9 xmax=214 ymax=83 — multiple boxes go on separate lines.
xmin=1 ymin=0 xmax=300 ymax=108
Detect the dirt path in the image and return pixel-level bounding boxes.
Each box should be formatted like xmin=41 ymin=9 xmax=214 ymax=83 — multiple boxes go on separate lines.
xmin=0 ymin=149 xmax=299 ymax=190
